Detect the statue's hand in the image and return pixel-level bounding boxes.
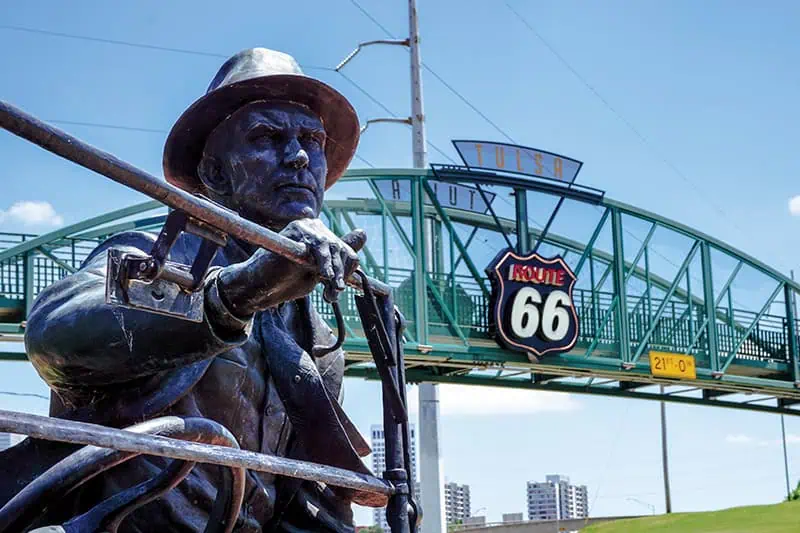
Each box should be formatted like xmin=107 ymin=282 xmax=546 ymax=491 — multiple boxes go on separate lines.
xmin=216 ymin=217 xmax=366 ymax=317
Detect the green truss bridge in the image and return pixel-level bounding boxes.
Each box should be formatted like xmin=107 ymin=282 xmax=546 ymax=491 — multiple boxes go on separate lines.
xmin=1 ymin=168 xmax=799 ymax=416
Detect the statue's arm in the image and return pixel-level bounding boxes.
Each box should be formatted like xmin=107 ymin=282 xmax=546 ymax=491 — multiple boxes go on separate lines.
xmin=24 ymin=232 xmax=251 ymax=390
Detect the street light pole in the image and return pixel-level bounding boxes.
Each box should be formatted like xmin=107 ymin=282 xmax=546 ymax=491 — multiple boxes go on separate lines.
xmin=336 ymin=4 xmax=444 ymax=531
xmin=627 ymin=497 xmax=656 ymax=516
xmin=784 ymin=269 xmax=798 ymax=499
xmin=782 ymin=413 xmax=791 ymax=498
xmin=660 ymin=385 xmax=672 ymax=513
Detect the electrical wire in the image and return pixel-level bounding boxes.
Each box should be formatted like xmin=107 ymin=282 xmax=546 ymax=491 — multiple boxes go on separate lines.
xmin=2 ymin=14 xmax=763 ymax=305
xmin=0 ymin=23 xmax=452 ymax=166
xmin=0 ymin=24 xmax=332 ymax=71
xmin=336 ymin=71 xmax=458 ymax=164
xmin=49 ymin=119 xmax=167 ymax=134
xmin=0 ymin=391 xmax=49 ymax=401
xmin=346 ymin=0 xmax=397 ymax=39
xmin=342 ymin=0 xmax=548 ymax=236
xmin=503 ymin=2 xmax=758 ymax=244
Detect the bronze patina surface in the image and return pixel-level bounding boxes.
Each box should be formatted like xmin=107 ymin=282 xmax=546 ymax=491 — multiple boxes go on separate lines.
xmin=1 ymin=47 xmax=379 ymax=533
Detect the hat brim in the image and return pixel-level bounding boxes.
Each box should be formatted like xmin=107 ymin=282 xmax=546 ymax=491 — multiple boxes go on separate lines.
xmin=163 ymin=74 xmax=359 ymax=194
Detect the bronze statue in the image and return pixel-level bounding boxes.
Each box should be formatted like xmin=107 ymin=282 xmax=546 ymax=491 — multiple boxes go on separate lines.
xmin=2 ymin=47 xmax=383 ymax=532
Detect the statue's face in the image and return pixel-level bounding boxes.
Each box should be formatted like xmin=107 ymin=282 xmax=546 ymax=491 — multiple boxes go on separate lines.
xmin=200 ymin=101 xmax=328 ymax=230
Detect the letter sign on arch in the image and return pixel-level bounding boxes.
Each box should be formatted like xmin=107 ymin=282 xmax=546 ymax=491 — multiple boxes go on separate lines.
xmin=486 ymin=248 xmax=580 ymax=361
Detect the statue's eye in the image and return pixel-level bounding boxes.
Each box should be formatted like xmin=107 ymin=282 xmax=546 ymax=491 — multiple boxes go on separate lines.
xmin=301 ymin=132 xmax=325 ymax=147
xmin=248 ymin=126 xmax=280 ymax=143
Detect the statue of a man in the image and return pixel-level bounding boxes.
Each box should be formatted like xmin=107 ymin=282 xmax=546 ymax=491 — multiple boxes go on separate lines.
xmin=7 ymin=48 xmax=382 ymax=532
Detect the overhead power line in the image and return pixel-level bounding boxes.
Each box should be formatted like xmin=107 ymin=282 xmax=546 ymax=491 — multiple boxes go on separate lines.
xmin=0 ymin=24 xmax=332 ymax=71
xmin=502 ymin=1 xmax=775 ymax=291
xmin=347 ymin=0 xmax=396 ymax=38
xmin=1 ymin=23 xmax=452 ymax=166
xmin=49 ymin=119 xmax=167 ymax=134
xmin=345 ymin=0 xmax=518 ymax=145
xmin=420 ymin=65 xmax=516 ymax=144
xmin=0 ymin=391 xmax=49 ymax=401
xmin=502 ymin=2 xmax=747 ymax=232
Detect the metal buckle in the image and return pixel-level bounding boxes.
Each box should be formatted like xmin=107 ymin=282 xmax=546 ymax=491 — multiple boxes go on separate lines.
xmin=105 ymin=210 xmax=227 ymax=322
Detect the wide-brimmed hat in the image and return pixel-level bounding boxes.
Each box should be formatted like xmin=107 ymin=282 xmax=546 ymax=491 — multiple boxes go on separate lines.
xmin=163 ymin=47 xmax=359 ymax=193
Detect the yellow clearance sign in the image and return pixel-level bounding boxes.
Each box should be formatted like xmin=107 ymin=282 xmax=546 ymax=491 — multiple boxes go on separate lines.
xmin=649 ymin=351 xmax=697 ymax=380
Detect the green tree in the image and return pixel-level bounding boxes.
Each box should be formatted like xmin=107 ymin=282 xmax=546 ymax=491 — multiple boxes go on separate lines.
xmin=359 ymin=526 xmax=384 ymax=533
xmin=447 ymin=519 xmax=463 ymax=532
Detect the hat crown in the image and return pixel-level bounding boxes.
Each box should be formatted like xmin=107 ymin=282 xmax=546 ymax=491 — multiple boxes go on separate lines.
xmin=163 ymin=46 xmax=358 ymax=194
xmin=206 ymin=48 xmax=305 ymax=95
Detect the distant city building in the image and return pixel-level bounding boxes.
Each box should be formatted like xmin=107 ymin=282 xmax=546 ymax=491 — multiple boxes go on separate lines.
xmin=371 ymin=424 xmax=417 ymax=532
xmin=444 ymin=481 xmax=471 ymax=524
xmin=526 ymin=475 xmax=588 ymax=522
xmin=462 ymin=516 xmax=486 ymax=527
xmin=502 ymin=513 xmax=523 ymax=523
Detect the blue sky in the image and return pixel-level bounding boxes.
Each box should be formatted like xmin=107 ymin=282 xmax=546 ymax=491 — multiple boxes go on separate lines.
xmin=2 ymin=0 xmax=800 ymax=526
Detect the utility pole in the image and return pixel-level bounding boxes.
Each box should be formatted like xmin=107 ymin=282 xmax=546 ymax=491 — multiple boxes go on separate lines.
xmin=782 ymin=413 xmax=791 ymax=498
xmin=660 ymin=385 xmax=672 ymax=514
xmin=408 ymin=3 xmax=446 ymax=532
xmin=784 ymin=269 xmax=797 ymax=499
xmin=337 ymin=2 xmax=445 ymax=532
xmin=408 ymin=0 xmax=427 ymax=168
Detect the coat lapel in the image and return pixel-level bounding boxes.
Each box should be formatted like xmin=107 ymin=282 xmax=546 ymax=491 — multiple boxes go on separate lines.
xmin=258 ymin=303 xmax=385 ymax=506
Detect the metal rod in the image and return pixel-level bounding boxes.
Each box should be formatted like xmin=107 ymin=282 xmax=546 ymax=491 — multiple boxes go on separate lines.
xmin=783 ymin=270 xmax=798 ymax=500
xmin=782 ymin=413 xmax=792 ymax=499
xmin=791 ymin=270 xmax=799 ymax=383
xmin=515 ymin=188 xmax=530 ymax=254
xmin=0 ymin=100 xmax=389 ymax=297
xmin=660 ymin=384 xmax=672 ymax=514
xmin=361 ymin=117 xmax=412 ymax=135
xmin=0 ymin=409 xmax=394 ymax=497
xmin=335 ymin=39 xmax=409 ymax=71
xmin=475 ymin=183 xmax=514 ymax=250
xmin=574 ymin=207 xmax=609 ymax=277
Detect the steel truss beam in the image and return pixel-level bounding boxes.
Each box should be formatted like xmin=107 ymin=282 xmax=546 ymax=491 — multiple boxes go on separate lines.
xmin=3 ymin=169 xmax=800 ymax=414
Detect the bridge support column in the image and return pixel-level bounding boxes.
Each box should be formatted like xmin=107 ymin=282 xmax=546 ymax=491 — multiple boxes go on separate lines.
xmin=611 ymin=209 xmax=631 ymax=362
xmin=515 ymin=189 xmax=529 ymax=254
xmin=785 ymin=282 xmax=799 ymax=383
xmin=701 ymin=242 xmax=719 ymax=372
xmin=419 ymin=382 xmax=446 ymax=533
xmin=24 ymin=251 xmax=34 ymax=316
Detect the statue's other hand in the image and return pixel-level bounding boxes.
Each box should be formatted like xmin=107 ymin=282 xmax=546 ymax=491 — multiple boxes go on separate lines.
xmin=217 ymin=219 xmax=366 ymax=317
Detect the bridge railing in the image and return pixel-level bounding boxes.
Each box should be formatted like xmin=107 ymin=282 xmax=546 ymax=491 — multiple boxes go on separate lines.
xmin=1 ymin=170 xmax=799 ymax=381
xmin=310 ymin=262 xmax=798 ymax=371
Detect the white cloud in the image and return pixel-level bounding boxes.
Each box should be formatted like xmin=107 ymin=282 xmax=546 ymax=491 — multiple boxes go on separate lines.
xmin=725 ymin=433 xmax=800 ymax=447
xmin=786 ymin=434 xmax=800 ymax=445
xmin=725 ymin=434 xmax=754 ymax=445
xmin=0 ymin=201 xmax=63 ymax=227
xmin=790 ymin=196 xmax=800 ymax=216
xmin=406 ymin=384 xmax=581 ymax=416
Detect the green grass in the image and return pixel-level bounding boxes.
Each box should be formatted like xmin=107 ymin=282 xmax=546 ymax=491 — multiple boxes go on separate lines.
xmin=583 ymin=501 xmax=800 ymax=533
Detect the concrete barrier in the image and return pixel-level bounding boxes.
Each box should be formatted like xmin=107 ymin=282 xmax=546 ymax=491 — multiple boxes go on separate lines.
xmin=451 ymin=516 xmax=642 ymax=533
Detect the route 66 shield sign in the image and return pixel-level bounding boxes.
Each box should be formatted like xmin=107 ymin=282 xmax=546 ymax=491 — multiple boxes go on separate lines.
xmin=487 ymin=248 xmax=579 ymax=361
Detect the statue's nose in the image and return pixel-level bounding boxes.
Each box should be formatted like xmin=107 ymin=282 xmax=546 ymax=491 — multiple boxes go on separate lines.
xmin=284 ymin=138 xmax=309 ymax=169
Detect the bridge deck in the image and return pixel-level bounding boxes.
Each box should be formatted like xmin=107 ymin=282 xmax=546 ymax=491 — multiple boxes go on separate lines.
xmin=1 ymin=169 xmax=799 ymax=415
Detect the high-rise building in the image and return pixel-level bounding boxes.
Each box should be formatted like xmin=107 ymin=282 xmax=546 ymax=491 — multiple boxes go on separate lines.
xmin=371 ymin=424 xmax=417 ymax=532
xmin=444 ymin=481 xmax=471 ymax=524
xmin=526 ymin=475 xmax=588 ymax=522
